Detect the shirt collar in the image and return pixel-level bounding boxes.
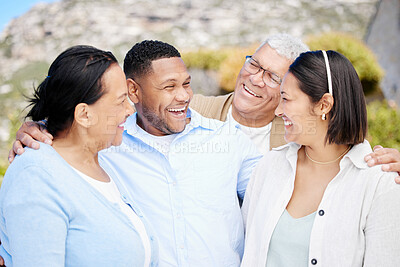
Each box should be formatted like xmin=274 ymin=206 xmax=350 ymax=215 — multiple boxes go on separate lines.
xmin=272 ymin=140 xmax=371 ymax=170
xmin=340 ymin=140 xmax=371 ymax=169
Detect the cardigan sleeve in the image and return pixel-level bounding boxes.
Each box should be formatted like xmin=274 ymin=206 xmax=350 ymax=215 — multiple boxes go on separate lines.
xmin=1 ymin=166 xmax=69 ymax=267
xmin=363 ymin=174 xmax=400 ymax=266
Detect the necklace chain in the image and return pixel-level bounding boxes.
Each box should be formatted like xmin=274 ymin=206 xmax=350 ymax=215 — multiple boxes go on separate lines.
xmin=305 ymin=146 xmax=351 ymax=165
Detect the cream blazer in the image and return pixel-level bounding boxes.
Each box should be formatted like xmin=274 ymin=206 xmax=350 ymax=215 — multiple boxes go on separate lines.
xmin=241 ymin=141 xmax=400 ymax=266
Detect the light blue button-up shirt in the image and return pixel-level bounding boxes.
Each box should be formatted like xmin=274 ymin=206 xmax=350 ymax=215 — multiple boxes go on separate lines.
xmin=99 ymin=109 xmax=261 ymax=267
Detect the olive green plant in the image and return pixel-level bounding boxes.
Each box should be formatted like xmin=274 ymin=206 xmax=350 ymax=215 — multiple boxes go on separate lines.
xmin=367 ymin=100 xmax=400 ymax=150
xmin=218 ymin=46 xmax=257 ymax=92
xmin=182 ymin=48 xmax=228 ymax=70
xmin=307 ymin=32 xmax=384 ymax=96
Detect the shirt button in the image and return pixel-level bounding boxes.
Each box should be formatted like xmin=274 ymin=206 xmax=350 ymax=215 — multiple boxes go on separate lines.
xmin=172 ymin=182 xmax=177 ymax=186
xmin=318 ymin=210 xmax=325 ymax=216
xmin=180 ymin=245 xmax=184 ymax=249
xmin=311 ymin=258 xmax=317 ymax=265
xmin=177 ymin=213 xmax=181 ymax=218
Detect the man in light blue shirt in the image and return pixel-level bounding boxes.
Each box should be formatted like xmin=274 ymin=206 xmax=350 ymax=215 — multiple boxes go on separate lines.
xmin=99 ymin=40 xmax=261 ymax=266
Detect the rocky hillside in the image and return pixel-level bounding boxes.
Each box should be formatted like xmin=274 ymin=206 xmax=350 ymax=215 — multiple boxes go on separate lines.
xmin=0 ymin=0 xmax=378 ymax=159
xmin=0 ymin=0 xmax=378 ymax=79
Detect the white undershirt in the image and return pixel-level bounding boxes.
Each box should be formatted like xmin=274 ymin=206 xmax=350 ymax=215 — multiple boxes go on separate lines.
xmin=135 ymin=124 xmax=177 ymax=156
xmin=227 ymin=106 xmax=272 ymax=154
xmin=72 ymin=167 xmax=151 ymax=267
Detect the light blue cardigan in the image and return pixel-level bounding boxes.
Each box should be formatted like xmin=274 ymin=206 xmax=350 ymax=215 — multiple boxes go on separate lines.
xmin=0 ymin=143 xmax=158 ymax=266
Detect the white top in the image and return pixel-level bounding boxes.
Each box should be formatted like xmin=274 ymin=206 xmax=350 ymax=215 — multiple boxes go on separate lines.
xmin=73 ymin=167 xmax=152 ymax=267
xmin=135 ymin=123 xmax=177 ymax=156
xmin=242 ymin=140 xmax=400 ymax=267
xmin=266 ymin=209 xmax=316 ymax=267
xmin=227 ymin=106 xmax=272 ymax=154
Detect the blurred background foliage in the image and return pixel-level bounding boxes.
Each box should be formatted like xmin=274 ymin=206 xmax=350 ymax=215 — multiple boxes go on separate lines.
xmin=0 ymin=31 xmax=399 ymax=183
xmin=367 ymin=100 xmax=400 ymax=150
xmin=307 ymin=32 xmax=384 ymax=96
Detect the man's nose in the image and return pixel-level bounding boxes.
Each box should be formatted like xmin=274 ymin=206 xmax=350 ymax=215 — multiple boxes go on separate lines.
xmin=176 ymin=86 xmax=190 ymax=102
xmin=250 ymin=70 xmax=266 ymax=87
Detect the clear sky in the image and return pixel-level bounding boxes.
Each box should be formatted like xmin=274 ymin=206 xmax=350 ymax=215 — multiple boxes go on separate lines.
xmin=0 ymin=0 xmax=59 ymax=32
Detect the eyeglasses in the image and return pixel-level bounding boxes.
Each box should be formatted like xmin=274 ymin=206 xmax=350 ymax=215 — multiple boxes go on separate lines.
xmin=244 ymin=56 xmax=282 ymax=88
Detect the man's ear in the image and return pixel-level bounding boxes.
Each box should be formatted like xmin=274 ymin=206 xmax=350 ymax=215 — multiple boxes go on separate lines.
xmin=315 ymin=93 xmax=334 ymax=116
xmin=127 ymin=78 xmax=140 ymax=104
xmin=74 ymin=103 xmax=97 ymax=128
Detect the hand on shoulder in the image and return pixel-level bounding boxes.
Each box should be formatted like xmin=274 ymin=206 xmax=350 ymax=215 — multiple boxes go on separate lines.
xmin=364 ymin=145 xmax=400 ymax=184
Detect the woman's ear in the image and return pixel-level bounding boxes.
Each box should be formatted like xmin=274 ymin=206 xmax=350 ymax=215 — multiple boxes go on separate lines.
xmin=74 ymin=103 xmax=95 ymax=128
xmin=315 ymin=93 xmax=334 ymax=116
xmin=127 ymin=78 xmax=140 ymax=104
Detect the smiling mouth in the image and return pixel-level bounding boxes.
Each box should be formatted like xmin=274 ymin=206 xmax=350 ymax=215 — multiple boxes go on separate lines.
xmin=167 ymin=106 xmax=187 ymax=116
xmin=118 ymin=121 xmax=126 ymax=129
xmin=283 ymin=120 xmax=293 ymax=126
xmin=243 ymin=85 xmax=262 ymax=98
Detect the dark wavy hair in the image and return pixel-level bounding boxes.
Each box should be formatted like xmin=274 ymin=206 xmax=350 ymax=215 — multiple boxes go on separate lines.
xmin=289 ymin=50 xmax=367 ymax=145
xmin=123 ymin=40 xmax=181 ymax=80
xmin=26 ymin=45 xmax=118 ymax=136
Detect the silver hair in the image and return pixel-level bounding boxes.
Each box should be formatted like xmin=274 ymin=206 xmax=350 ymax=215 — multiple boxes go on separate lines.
xmin=257 ymin=33 xmax=309 ymax=61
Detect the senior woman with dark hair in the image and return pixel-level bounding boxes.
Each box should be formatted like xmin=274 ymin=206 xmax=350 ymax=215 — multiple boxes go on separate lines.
xmin=241 ymin=50 xmax=400 ymax=266
xmin=0 ymin=45 xmax=158 ymax=266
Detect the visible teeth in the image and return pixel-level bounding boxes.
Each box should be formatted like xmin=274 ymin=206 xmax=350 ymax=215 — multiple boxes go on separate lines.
xmin=284 ymin=120 xmax=293 ymax=126
xmin=168 ymin=107 xmax=185 ymax=112
xmin=244 ymin=85 xmax=261 ymax=98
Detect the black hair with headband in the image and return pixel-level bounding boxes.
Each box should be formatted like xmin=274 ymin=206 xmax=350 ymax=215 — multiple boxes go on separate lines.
xmin=289 ymin=50 xmax=367 ymax=145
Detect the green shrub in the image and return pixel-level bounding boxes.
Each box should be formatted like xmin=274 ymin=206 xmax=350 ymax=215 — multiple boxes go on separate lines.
xmin=367 ymin=100 xmax=400 ymax=150
xmin=307 ymin=32 xmax=384 ymax=95
xmin=182 ymin=49 xmax=228 ymax=70
xmin=182 ymin=46 xmax=258 ymax=92
xmin=218 ymin=45 xmax=258 ymax=92
xmin=0 ymin=164 xmax=6 ymax=187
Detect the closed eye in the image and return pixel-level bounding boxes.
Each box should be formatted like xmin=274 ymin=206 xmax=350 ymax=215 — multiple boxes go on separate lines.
xmin=164 ymin=85 xmax=175 ymax=89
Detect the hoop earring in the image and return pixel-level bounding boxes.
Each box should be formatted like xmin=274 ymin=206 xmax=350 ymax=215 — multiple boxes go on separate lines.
xmin=322 ymin=114 xmax=326 ymax=120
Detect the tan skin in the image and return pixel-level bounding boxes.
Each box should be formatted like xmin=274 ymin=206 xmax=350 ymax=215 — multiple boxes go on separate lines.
xmin=49 ymin=64 xmax=133 ymax=181
xmin=276 ymin=72 xmax=350 ymax=217
xmin=288 ymin=146 xmax=341 ymax=217
xmin=7 ymin=44 xmax=400 ymax=182
xmin=127 ymin=57 xmax=193 ymax=136
xmin=231 ymin=44 xmax=291 ymax=127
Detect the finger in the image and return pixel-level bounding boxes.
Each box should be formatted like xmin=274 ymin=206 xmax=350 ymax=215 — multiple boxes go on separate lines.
xmin=372 ymin=147 xmax=399 ymax=157
xmin=364 ymin=147 xmax=386 ymax=162
xmin=8 ymin=147 xmax=16 ymax=163
xmin=372 ymin=145 xmax=384 ymax=152
xmin=18 ymin=134 xmax=40 ymax=150
xmin=12 ymin=140 xmax=25 ymax=155
xmin=381 ymin=162 xmax=400 ymax=174
xmin=395 ymin=176 xmax=400 ymax=185
xmin=0 ymin=255 xmax=4 ymax=266
xmin=16 ymin=122 xmax=52 ymax=146
xmin=41 ymin=128 xmax=54 ymax=141
xmin=365 ymin=148 xmax=400 ymax=167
